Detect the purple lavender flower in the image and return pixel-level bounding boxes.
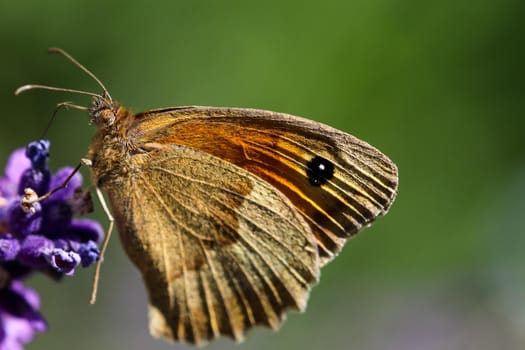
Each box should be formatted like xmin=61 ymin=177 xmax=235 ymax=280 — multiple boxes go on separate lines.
xmin=0 ymin=140 xmax=104 ymax=349
xmin=0 ymin=281 xmax=46 ymax=350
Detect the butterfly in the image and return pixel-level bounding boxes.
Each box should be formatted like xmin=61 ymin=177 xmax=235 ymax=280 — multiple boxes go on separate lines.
xmin=17 ymin=48 xmax=398 ymax=346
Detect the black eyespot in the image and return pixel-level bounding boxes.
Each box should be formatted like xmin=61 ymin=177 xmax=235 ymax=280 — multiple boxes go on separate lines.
xmin=306 ymin=156 xmax=335 ymax=186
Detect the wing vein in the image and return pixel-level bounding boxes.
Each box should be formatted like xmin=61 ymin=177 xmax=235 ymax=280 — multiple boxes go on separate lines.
xmin=139 ymin=175 xmax=197 ymax=341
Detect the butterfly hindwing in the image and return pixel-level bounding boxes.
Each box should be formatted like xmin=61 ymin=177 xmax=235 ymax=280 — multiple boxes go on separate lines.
xmin=101 ymin=143 xmax=320 ymax=345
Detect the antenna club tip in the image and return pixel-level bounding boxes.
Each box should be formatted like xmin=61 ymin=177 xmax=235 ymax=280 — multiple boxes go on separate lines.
xmin=48 ymin=47 xmax=64 ymax=55
xmin=14 ymin=85 xmax=31 ymax=96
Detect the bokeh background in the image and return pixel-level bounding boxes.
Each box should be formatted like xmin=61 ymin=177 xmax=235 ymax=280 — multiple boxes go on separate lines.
xmin=1 ymin=1 xmax=524 ymax=349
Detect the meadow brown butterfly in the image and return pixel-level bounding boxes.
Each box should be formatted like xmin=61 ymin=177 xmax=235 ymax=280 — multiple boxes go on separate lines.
xmin=16 ymin=48 xmax=398 ymax=345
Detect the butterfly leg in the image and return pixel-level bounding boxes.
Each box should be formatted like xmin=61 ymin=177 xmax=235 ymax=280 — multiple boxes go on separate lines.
xmin=20 ymin=158 xmax=92 ymax=212
xmin=89 ymin=186 xmax=114 ymax=304
xmin=19 ymin=157 xmax=114 ymax=304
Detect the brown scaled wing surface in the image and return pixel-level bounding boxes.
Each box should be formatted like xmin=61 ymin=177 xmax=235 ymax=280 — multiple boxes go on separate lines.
xmin=93 ymin=106 xmax=397 ymax=345
xmin=130 ymin=107 xmax=398 ymax=265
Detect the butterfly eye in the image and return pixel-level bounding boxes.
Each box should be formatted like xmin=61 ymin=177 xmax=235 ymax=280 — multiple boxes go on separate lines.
xmin=89 ymin=96 xmax=116 ymax=126
xmin=98 ymin=109 xmax=116 ymax=126
xmin=306 ymin=156 xmax=335 ymax=186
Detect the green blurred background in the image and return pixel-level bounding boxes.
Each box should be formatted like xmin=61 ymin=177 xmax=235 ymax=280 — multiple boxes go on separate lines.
xmin=1 ymin=0 xmax=524 ymax=349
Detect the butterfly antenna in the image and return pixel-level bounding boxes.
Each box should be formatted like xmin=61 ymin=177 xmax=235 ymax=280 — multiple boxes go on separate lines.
xmin=47 ymin=47 xmax=113 ymax=103
xmin=15 ymin=84 xmax=103 ymax=99
xmin=14 ymin=48 xmax=113 ymax=104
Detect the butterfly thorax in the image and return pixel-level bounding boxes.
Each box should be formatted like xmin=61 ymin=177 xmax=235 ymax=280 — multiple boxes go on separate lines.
xmin=88 ymin=97 xmax=140 ymax=189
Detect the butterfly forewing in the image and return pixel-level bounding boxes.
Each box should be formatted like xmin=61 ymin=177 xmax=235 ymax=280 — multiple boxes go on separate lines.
xmin=99 ymin=144 xmax=320 ymax=345
xmin=129 ymin=107 xmax=398 ymax=265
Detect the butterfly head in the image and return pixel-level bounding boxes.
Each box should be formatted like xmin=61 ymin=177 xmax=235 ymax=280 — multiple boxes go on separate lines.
xmin=89 ymin=94 xmax=119 ymax=127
